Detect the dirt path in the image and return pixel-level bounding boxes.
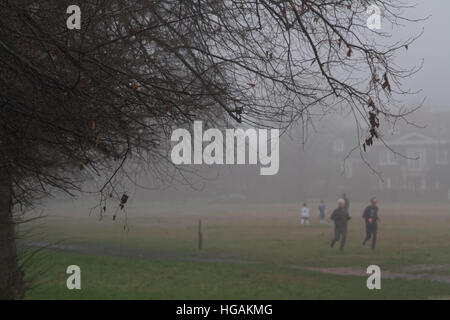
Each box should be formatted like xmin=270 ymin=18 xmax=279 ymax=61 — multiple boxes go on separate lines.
xmin=293 ymin=266 xmax=450 ymax=284
xmin=19 ymin=241 xmax=264 ymax=264
xmin=21 ymin=241 xmax=450 ymax=285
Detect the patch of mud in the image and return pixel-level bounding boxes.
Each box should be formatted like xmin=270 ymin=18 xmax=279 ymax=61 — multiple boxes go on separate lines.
xmin=400 ymin=264 xmax=450 ymax=273
xmin=292 ymin=265 xmax=450 ymax=284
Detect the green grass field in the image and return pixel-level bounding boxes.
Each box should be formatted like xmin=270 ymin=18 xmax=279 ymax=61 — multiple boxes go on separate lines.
xmin=20 ymin=201 xmax=450 ymax=299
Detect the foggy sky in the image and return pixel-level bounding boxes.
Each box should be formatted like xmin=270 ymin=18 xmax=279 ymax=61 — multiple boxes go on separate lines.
xmin=46 ymin=1 xmax=450 ymax=208
xmin=395 ymin=0 xmax=450 ymax=111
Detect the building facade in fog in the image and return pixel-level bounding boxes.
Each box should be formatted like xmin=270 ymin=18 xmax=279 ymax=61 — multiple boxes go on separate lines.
xmin=371 ymin=132 xmax=450 ymax=196
xmin=337 ymin=112 xmax=450 ymax=201
xmin=138 ymin=112 xmax=450 ymax=204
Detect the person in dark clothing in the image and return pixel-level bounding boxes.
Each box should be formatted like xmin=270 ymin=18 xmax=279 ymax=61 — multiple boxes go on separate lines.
xmin=330 ymin=198 xmax=351 ymax=251
xmin=342 ymin=193 xmax=350 ymax=212
xmin=318 ymin=200 xmax=326 ymax=224
xmin=362 ymin=197 xmax=380 ymax=249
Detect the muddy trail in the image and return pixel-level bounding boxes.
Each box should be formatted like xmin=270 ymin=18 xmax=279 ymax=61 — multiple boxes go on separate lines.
xmin=21 ymin=241 xmax=450 ymax=285
xmin=292 ymin=265 xmax=450 ymax=284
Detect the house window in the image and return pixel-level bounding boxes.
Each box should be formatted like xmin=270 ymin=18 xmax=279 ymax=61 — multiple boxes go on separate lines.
xmin=436 ymin=127 xmax=446 ymax=136
xmin=343 ymin=160 xmax=353 ymax=179
xmin=333 ymin=139 xmax=344 ymax=153
xmin=436 ymin=150 xmax=449 ymax=165
xmin=435 ymin=179 xmax=441 ymax=190
xmin=379 ymin=150 xmax=397 ymax=166
xmin=407 ymin=148 xmax=427 ymax=171
xmin=379 ymin=177 xmax=392 ymax=190
xmin=386 ymin=177 xmax=392 ymax=189
xmin=421 ymin=176 xmax=427 ymax=190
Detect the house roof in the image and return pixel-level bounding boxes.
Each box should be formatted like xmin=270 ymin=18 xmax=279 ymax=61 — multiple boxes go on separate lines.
xmin=373 ymin=112 xmax=450 ymax=147
xmin=381 ymin=132 xmax=446 ymax=146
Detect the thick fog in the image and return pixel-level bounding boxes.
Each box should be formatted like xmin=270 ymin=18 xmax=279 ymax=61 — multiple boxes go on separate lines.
xmin=47 ymin=1 xmax=450 ymax=211
xmin=393 ymin=0 xmax=450 ymax=110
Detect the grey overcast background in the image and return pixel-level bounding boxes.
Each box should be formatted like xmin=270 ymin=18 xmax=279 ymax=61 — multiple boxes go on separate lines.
xmin=399 ymin=0 xmax=450 ymax=110
xmin=15 ymin=1 xmax=450 ymax=302
xmin=44 ymin=0 xmax=450 ymax=210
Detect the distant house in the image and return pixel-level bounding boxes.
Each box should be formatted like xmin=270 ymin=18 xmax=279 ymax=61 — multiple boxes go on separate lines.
xmin=307 ymin=112 xmax=450 ymax=201
xmin=368 ymin=126 xmax=450 ymax=200
xmin=346 ymin=112 xmax=450 ymax=201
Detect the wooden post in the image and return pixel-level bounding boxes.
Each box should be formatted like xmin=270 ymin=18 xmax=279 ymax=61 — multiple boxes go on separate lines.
xmin=198 ymin=219 xmax=203 ymax=250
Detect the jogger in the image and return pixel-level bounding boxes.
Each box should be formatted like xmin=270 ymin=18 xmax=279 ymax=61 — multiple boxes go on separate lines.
xmin=331 ymin=224 xmax=347 ymax=251
xmin=362 ymin=197 xmax=379 ymax=249
xmin=330 ymin=198 xmax=351 ymax=251
xmin=318 ymin=200 xmax=326 ymax=224
xmin=301 ymin=203 xmax=310 ymax=225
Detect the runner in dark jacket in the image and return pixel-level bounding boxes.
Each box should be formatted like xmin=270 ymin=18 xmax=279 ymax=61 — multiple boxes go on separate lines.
xmin=342 ymin=193 xmax=350 ymax=212
xmin=318 ymin=200 xmax=326 ymax=224
xmin=362 ymin=197 xmax=380 ymax=249
xmin=330 ymin=198 xmax=351 ymax=251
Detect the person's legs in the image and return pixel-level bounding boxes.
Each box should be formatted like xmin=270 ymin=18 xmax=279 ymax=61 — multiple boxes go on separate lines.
xmin=363 ymin=227 xmax=371 ymax=245
xmin=339 ymin=229 xmax=347 ymax=251
xmin=301 ymin=217 xmax=305 ymax=225
xmin=331 ymin=227 xmax=340 ymax=248
xmin=372 ymin=229 xmax=377 ymax=249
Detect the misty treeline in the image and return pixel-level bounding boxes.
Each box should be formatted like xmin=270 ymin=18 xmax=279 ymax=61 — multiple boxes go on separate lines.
xmin=0 ymin=0 xmax=420 ymax=298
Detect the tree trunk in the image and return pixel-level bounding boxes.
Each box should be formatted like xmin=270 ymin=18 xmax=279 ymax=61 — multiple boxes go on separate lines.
xmin=0 ymin=170 xmax=25 ymax=299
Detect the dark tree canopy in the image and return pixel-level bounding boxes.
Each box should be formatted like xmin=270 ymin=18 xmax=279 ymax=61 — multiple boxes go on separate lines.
xmin=0 ymin=0 xmax=421 ymax=298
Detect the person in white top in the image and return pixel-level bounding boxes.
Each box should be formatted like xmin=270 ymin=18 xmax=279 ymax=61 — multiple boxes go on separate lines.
xmin=301 ymin=203 xmax=310 ymax=225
